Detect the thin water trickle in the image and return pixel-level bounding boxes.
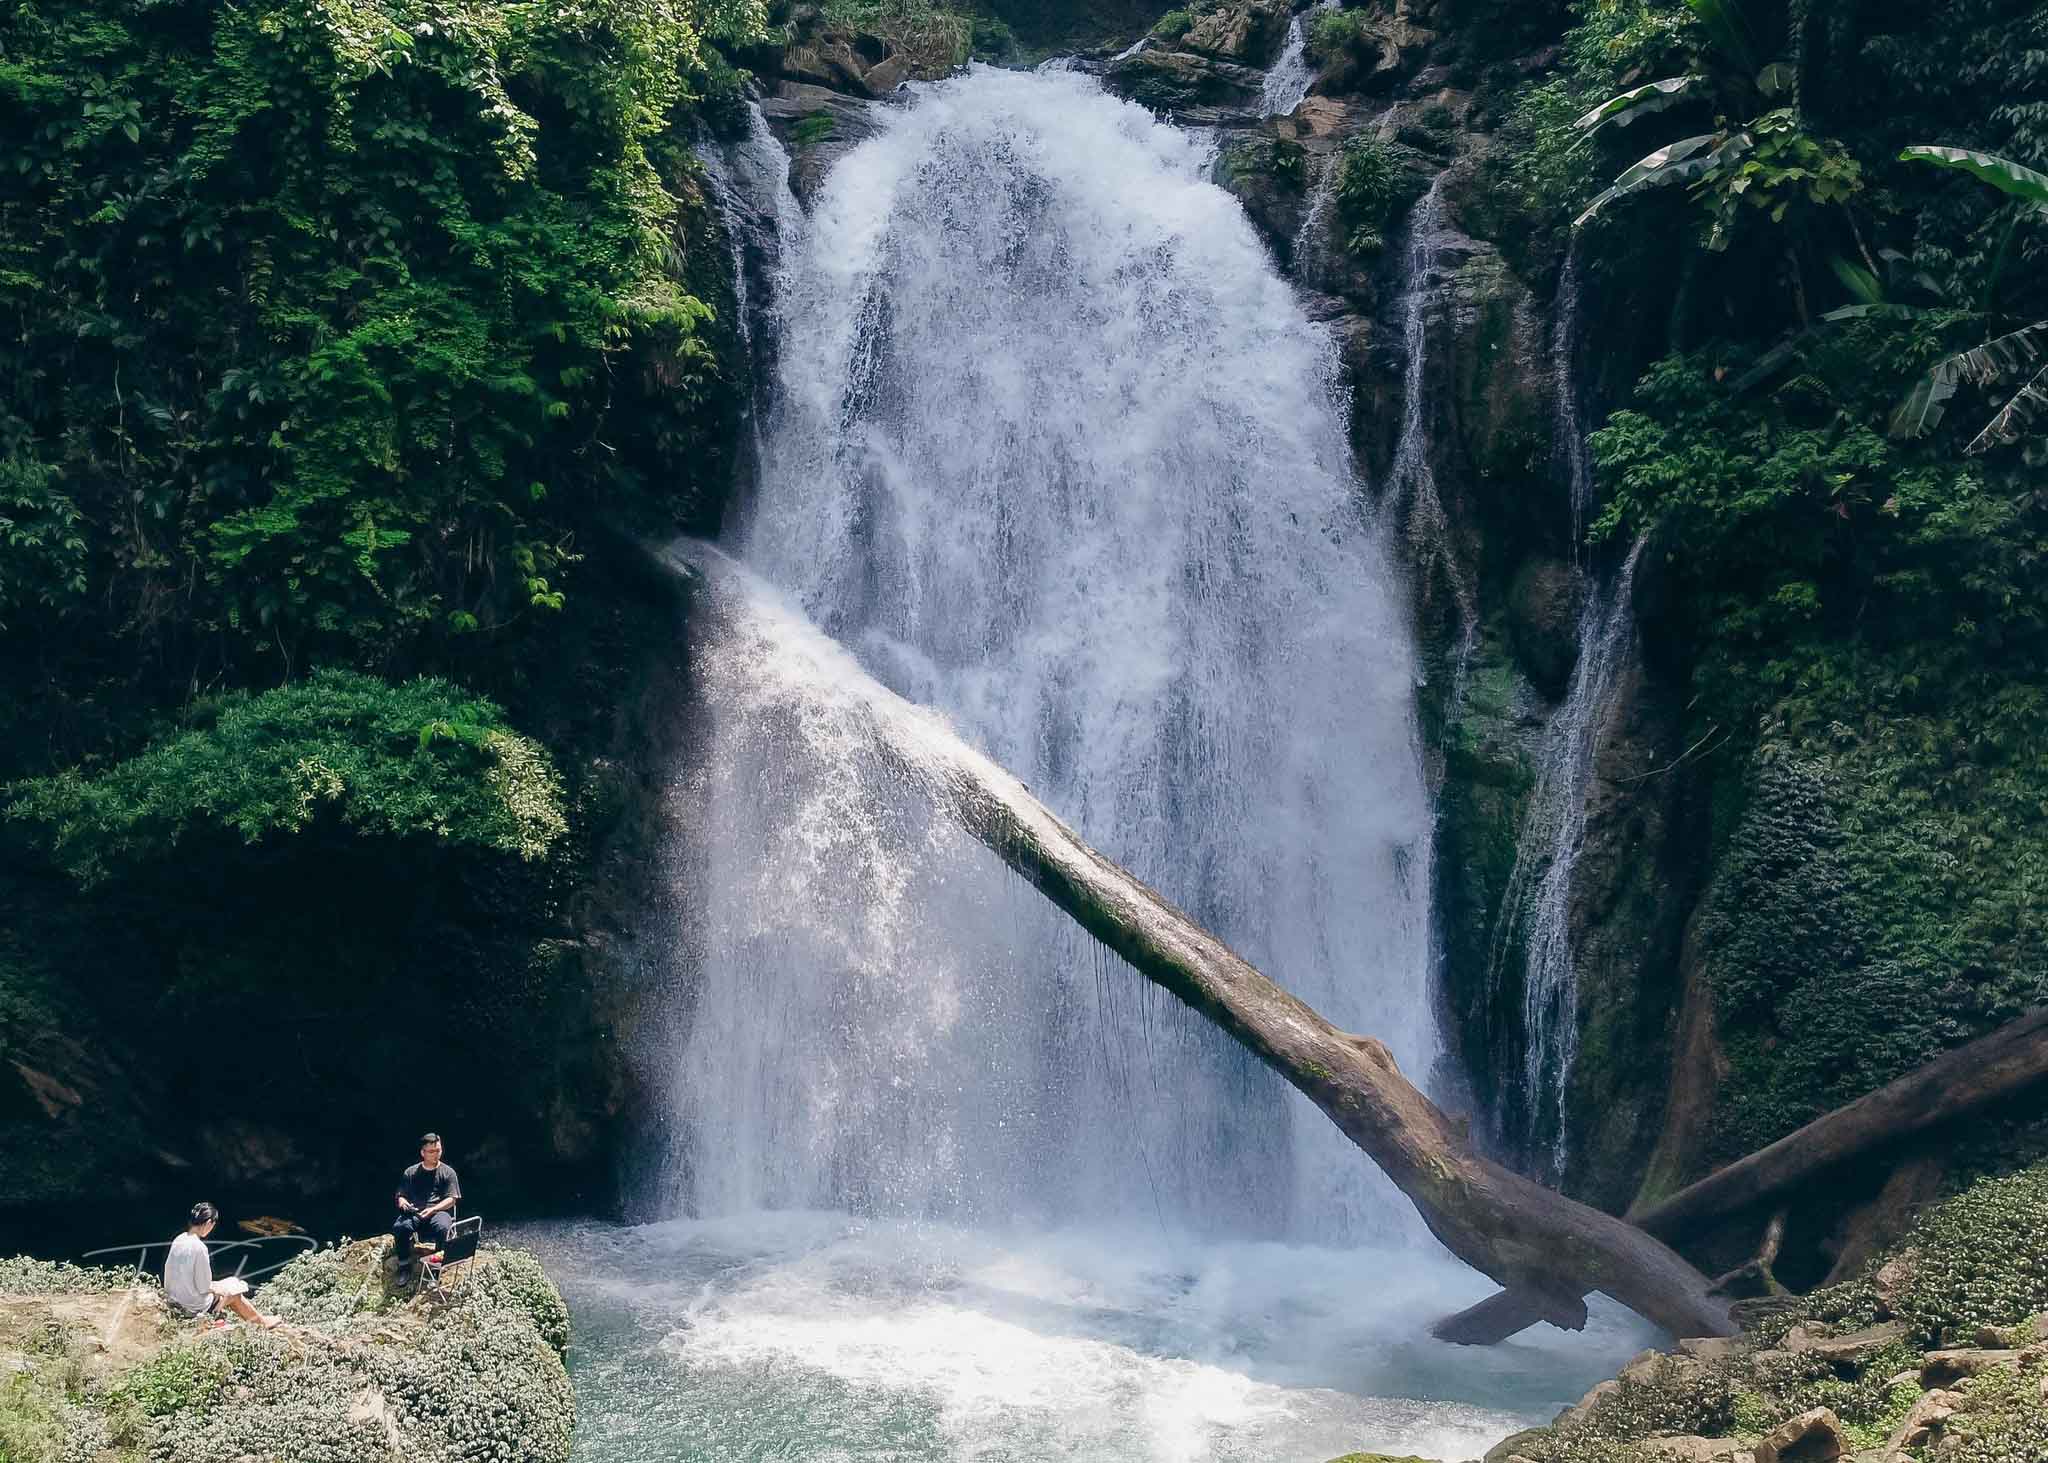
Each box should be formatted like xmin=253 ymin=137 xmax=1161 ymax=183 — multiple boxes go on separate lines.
xmin=1484 ymin=247 xmax=1646 ymax=1177
xmin=1486 ymin=539 xmax=1646 ymax=1176
xmin=1552 ymin=243 xmax=1595 ymax=556
xmin=1385 ymin=176 xmax=1479 ymax=678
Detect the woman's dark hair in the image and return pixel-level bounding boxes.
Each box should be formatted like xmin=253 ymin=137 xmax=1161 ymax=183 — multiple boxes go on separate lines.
xmin=188 ymin=1201 xmax=218 ymax=1228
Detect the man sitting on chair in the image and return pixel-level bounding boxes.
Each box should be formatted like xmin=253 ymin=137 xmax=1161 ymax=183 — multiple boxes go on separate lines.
xmin=392 ymin=1131 xmax=461 ymax=1271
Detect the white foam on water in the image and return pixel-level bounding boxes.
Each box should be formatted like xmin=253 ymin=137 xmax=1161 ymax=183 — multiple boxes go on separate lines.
xmin=516 ymin=1215 xmax=1660 ymax=1463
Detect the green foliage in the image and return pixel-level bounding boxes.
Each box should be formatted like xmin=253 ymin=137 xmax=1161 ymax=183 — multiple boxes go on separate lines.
xmin=110 ymin=1346 xmax=231 ymax=1419
xmin=970 ymin=11 xmax=1019 ymax=58
xmin=1591 ymin=339 xmax=2048 ymax=1160
xmin=1941 ymin=1357 xmax=2048 ymax=1463
xmin=1149 ymin=7 xmax=1193 ymax=40
xmin=0 ymin=1371 xmax=67 ymax=1463
xmin=0 ymin=0 xmax=763 ymax=676
xmin=0 ymin=1257 xmax=135 ymax=1296
xmin=1304 ymin=7 xmax=1369 ymax=64
xmin=7 ymin=670 xmax=567 ymax=884
xmin=1895 ymin=1162 xmax=2048 ymax=1340
xmin=1335 ymin=136 xmax=1399 ymax=257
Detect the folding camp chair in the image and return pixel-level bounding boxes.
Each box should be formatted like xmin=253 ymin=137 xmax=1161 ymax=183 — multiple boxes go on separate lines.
xmin=420 ymin=1216 xmax=482 ymax=1299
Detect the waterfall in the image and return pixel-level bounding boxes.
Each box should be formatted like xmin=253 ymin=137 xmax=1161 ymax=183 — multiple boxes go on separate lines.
xmin=531 ymin=65 xmax=1666 ymax=1463
xmin=1386 ymin=177 xmax=1478 ymax=669
xmin=1485 ymin=247 xmax=1642 ymax=1178
xmin=1485 ymin=539 xmax=1644 ymax=1176
xmin=1552 ymin=243 xmax=1595 ymax=555
xmin=659 ymin=64 xmax=1439 ymax=1245
xmin=1259 ymin=0 xmax=1337 ymax=117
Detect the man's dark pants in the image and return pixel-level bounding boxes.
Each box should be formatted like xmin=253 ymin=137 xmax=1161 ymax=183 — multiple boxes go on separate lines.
xmin=392 ymin=1210 xmax=453 ymax=1262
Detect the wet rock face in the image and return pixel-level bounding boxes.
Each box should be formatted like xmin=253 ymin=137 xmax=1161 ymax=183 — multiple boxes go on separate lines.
xmin=1103 ymin=44 xmax=1268 ymax=115
xmin=1180 ymin=0 xmax=1291 ymax=66
xmin=1507 ymin=556 xmax=1585 ymax=699
xmin=759 ymin=81 xmax=890 ymax=207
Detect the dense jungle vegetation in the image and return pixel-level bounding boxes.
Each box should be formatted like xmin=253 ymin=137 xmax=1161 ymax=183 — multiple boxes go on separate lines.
xmin=1498 ymin=0 xmax=2048 ymax=1181
xmin=0 ymin=0 xmax=773 ymax=1222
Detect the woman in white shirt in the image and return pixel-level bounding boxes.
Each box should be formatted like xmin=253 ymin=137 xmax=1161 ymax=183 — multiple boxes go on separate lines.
xmin=164 ymin=1202 xmax=281 ymax=1328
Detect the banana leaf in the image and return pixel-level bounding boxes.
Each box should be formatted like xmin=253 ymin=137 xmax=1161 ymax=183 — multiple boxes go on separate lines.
xmin=1898 ymin=146 xmax=2048 ymax=211
xmin=1966 ymin=360 xmax=2048 ymax=454
xmin=1891 ymin=320 xmax=2048 ymax=440
xmin=1574 ymin=75 xmax=1701 ymax=134
xmin=1574 ymin=134 xmax=1725 ymax=227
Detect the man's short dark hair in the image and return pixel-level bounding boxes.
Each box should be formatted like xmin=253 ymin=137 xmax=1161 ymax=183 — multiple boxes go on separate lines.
xmin=189 ymin=1201 xmax=218 ymax=1228
xmin=419 ymin=1132 xmax=441 ymax=1147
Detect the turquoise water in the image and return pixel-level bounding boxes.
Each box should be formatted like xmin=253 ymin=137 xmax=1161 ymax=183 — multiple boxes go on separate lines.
xmin=511 ymin=1213 xmax=1659 ymax=1463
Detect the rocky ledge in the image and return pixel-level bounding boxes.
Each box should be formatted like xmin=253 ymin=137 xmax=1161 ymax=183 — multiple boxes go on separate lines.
xmin=1321 ymin=1163 xmax=2048 ymax=1463
xmin=0 ymin=1241 xmax=572 ymax=1463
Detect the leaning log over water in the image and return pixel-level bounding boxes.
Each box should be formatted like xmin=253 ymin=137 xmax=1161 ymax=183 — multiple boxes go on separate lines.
xmin=900 ymin=716 xmax=1736 ymax=1340
xmin=672 ymin=546 xmax=1734 ymax=1343
xmin=1631 ymin=1007 xmax=2048 ymax=1241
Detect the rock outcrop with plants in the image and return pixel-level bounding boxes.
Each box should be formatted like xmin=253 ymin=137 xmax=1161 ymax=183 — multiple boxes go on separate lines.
xmin=0 ymin=1243 xmax=572 ymax=1463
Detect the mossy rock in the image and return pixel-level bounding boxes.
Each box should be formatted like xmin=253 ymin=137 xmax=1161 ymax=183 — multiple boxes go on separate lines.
xmin=0 ymin=1241 xmax=574 ymax=1463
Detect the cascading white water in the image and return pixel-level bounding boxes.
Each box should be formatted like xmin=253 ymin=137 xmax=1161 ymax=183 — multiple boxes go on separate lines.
xmin=680 ymin=62 xmax=1437 ymax=1241
xmin=536 ymin=66 xmax=1663 ymax=1463
xmin=1386 ymin=178 xmax=1479 ymax=669
xmin=1259 ymin=0 xmax=1337 ymax=117
xmin=1486 ymin=539 xmax=1644 ymax=1174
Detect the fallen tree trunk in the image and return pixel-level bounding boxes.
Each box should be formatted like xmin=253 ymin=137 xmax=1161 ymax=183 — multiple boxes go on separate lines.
xmin=935 ymin=737 xmax=1734 ymax=1337
xmin=679 ymin=548 xmax=1735 ymax=1341
xmin=1632 ymin=1007 xmax=2048 ymax=1241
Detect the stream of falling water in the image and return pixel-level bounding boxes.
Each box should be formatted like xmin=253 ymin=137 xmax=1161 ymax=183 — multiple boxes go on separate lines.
xmin=1259 ymin=0 xmax=1338 ymax=117
xmin=516 ymin=65 xmax=1656 ymax=1462
xmin=1486 ymin=242 xmax=1648 ymax=1178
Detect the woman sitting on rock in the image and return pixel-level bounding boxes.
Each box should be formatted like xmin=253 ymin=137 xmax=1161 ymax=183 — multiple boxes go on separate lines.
xmin=164 ymin=1201 xmax=281 ymax=1328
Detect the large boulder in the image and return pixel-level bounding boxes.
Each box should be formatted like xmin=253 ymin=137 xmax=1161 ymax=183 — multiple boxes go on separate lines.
xmin=1103 ymin=46 xmax=1267 ymax=115
xmin=1181 ymin=0 xmax=1291 ymax=65
xmin=1753 ymin=1407 xmax=1848 ymax=1463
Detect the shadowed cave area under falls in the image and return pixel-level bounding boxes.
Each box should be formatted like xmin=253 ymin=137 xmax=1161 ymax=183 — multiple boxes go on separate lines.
xmin=509 ymin=63 xmax=1658 ymax=1463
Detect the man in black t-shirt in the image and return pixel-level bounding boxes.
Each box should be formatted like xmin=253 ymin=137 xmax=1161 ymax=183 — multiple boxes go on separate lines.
xmin=392 ymin=1131 xmax=461 ymax=1267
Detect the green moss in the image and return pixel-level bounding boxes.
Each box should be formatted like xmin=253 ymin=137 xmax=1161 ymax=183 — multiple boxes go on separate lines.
xmin=1149 ymin=8 xmax=1193 ymax=40
xmin=791 ymin=111 xmax=838 ymax=147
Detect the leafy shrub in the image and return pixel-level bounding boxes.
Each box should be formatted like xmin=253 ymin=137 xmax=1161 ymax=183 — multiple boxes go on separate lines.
xmin=970 ymin=12 xmax=1017 ymax=57
xmin=110 ymin=1346 xmax=230 ymax=1419
xmin=1305 ymin=7 xmax=1369 ymax=63
xmin=7 ymin=671 xmax=566 ymax=884
xmin=474 ymin=1244 xmax=573 ymax=1354
xmin=0 ymin=1257 xmax=136 ymax=1296
xmin=1335 ymin=136 xmax=1399 ymax=256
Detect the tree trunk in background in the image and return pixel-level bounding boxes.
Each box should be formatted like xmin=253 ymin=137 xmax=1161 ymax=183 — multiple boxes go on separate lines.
xmin=1632 ymin=1008 xmax=2048 ymax=1242
xmin=863 ymin=718 xmax=1738 ymax=1341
